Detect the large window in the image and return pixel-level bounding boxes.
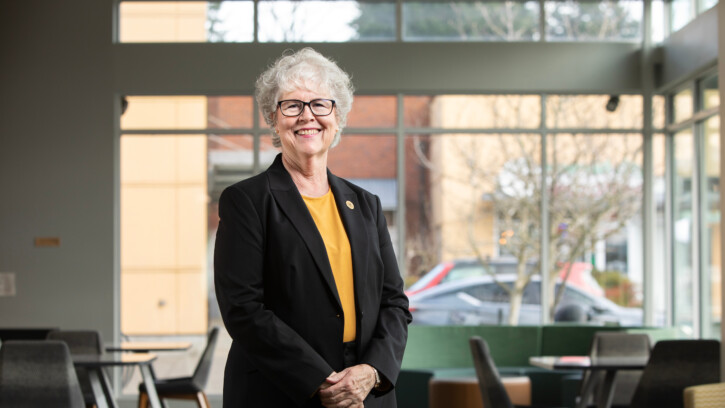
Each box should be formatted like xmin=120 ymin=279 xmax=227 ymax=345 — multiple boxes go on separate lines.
xmin=118 ymin=0 xmax=646 ymax=43
xmin=667 ymin=71 xmax=721 ymax=339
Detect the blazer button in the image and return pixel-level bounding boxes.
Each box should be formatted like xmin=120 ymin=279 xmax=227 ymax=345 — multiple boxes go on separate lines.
xmin=336 ymin=314 xmax=341 ymax=318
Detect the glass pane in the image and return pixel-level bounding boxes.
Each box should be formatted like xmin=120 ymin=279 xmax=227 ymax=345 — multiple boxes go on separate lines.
xmin=119 ymin=1 xmax=254 ymax=43
xmin=673 ymin=129 xmax=694 ymax=337
xmin=258 ymin=1 xmax=395 ymax=42
xmin=700 ymin=75 xmax=719 ymax=111
xmin=207 ymin=96 xmax=254 ymax=129
xmin=208 ymin=134 xmax=255 ymax=201
xmin=405 ymin=133 xmax=544 ymax=325
xmin=546 ymin=95 xmax=643 ymax=129
xmin=120 ymin=134 xmax=209 ymax=330
xmin=671 ymin=0 xmax=695 ymax=32
xmin=346 ymin=96 xmax=397 ymax=128
xmin=545 ymin=0 xmax=643 ymax=42
xmin=329 ymin=134 xmax=397 ymax=178
xmin=651 ymin=0 xmax=665 ymax=43
xmin=402 ymin=2 xmax=540 ymax=41
xmin=653 ymin=95 xmax=666 ymax=129
xmin=701 ymin=0 xmax=718 ymax=12
xmin=404 ymin=96 xmax=435 ymax=128
xmin=548 ymin=133 xmax=643 ymax=325
xmin=653 ymin=133 xmax=667 ymax=326
xmin=702 ymin=116 xmax=721 ymax=339
xmin=260 ymin=134 xmax=278 ymax=170
xmin=122 ymin=96 xmax=252 ymax=130
xmin=404 ymin=95 xmax=541 ymax=129
xmin=328 ymin=134 xmax=398 ymax=252
xmin=673 ymin=88 xmax=694 ymax=124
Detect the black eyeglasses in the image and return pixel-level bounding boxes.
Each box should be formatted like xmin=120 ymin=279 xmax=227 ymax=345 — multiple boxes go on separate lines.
xmin=277 ymin=99 xmax=336 ymax=117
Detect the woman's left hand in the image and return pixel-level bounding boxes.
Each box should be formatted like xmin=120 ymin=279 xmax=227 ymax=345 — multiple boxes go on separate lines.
xmin=318 ymin=364 xmax=376 ymax=408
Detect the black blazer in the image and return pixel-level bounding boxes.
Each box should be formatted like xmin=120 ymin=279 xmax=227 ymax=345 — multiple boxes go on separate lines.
xmin=214 ymin=154 xmax=412 ymax=407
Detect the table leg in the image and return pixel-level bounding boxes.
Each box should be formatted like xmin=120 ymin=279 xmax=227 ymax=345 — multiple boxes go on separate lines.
xmin=139 ymin=364 xmax=163 ymax=408
xmin=87 ymin=368 xmax=113 ymax=408
xmin=596 ymin=370 xmax=617 ymax=408
xmin=576 ymin=371 xmax=599 ymax=408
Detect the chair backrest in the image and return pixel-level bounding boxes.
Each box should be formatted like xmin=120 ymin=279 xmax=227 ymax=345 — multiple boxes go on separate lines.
xmin=0 ymin=340 xmax=85 ymax=408
xmin=191 ymin=326 xmax=220 ymax=388
xmin=469 ymin=336 xmax=513 ymax=408
xmin=46 ymin=330 xmax=103 ymax=355
xmin=583 ymin=331 xmax=651 ymax=406
xmin=630 ymin=339 xmax=720 ymax=408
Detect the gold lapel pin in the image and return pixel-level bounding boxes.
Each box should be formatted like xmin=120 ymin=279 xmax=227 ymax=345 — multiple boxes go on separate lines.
xmin=346 ymin=200 xmax=355 ymax=209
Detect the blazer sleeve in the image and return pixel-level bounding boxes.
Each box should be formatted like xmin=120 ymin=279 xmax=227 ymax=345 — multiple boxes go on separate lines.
xmin=214 ymin=185 xmax=333 ymax=403
xmin=360 ymin=194 xmax=413 ymax=394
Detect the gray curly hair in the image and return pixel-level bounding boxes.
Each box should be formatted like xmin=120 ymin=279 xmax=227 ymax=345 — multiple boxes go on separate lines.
xmin=255 ymin=47 xmax=354 ymax=148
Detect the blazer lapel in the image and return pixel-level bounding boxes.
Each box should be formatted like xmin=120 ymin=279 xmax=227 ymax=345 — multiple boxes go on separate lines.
xmin=328 ymin=172 xmax=369 ymax=312
xmin=266 ymin=155 xmax=342 ymax=311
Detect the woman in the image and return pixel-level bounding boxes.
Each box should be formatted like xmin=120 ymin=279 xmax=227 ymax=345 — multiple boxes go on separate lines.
xmin=214 ymin=48 xmax=411 ymax=408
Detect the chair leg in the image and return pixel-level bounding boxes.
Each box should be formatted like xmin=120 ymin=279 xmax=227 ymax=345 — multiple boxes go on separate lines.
xmin=196 ymin=391 xmax=211 ymax=408
xmin=138 ymin=391 xmax=149 ymax=408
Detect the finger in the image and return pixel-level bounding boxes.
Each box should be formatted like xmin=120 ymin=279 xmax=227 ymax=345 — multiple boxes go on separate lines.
xmin=325 ymin=369 xmax=347 ymax=384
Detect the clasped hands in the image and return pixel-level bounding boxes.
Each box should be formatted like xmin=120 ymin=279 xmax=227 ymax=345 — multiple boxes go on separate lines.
xmin=318 ymin=364 xmax=377 ymax=408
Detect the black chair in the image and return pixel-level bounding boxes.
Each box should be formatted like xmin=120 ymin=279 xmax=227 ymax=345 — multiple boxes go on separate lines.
xmin=0 ymin=340 xmax=85 ymax=408
xmin=138 ymin=326 xmax=220 ymax=408
xmin=469 ymin=336 xmax=550 ymax=408
xmin=578 ymin=331 xmax=651 ymax=407
xmin=629 ymin=339 xmax=720 ymax=408
xmin=46 ymin=330 xmax=105 ymax=408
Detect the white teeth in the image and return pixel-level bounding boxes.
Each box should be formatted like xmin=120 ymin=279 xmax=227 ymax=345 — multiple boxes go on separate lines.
xmin=296 ymin=129 xmax=319 ymax=135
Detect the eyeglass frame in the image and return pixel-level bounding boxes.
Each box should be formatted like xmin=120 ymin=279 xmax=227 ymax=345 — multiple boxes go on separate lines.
xmin=276 ymin=99 xmax=336 ymax=117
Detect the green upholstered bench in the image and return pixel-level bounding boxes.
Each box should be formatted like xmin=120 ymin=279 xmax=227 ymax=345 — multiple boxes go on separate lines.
xmin=395 ymin=324 xmax=680 ymax=408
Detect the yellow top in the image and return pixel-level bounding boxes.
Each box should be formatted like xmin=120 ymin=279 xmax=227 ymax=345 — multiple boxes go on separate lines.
xmin=302 ymin=189 xmax=356 ymax=342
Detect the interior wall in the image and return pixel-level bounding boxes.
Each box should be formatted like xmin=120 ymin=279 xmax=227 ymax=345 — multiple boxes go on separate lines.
xmin=0 ymin=0 xmax=116 ymax=341
xmin=659 ymin=4 xmax=719 ymax=88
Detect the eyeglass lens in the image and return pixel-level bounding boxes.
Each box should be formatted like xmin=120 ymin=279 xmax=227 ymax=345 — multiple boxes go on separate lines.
xmin=279 ymin=99 xmax=334 ymax=116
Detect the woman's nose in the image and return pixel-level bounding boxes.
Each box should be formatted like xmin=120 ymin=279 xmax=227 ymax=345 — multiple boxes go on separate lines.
xmin=298 ymin=105 xmax=316 ymax=120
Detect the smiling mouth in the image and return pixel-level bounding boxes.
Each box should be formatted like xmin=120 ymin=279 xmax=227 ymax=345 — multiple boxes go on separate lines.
xmin=296 ymin=129 xmax=320 ymax=135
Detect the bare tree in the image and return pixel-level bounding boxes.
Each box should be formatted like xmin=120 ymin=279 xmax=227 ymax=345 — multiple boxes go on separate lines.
xmin=413 ymin=95 xmax=643 ymax=324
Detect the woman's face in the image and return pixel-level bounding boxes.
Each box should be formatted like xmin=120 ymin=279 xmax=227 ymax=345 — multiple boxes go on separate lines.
xmin=275 ymin=87 xmax=338 ymax=162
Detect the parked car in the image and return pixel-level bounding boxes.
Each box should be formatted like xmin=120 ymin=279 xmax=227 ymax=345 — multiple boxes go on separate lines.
xmin=406 ymin=258 xmax=604 ymax=298
xmin=408 ymin=274 xmax=642 ymax=326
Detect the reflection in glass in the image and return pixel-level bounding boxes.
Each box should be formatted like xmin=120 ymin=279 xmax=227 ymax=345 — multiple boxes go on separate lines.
xmin=547 ymin=95 xmax=643 ymax=129
xmin=673 ymin=129 xmax=694 ymax=337
xmin=702 ymin=116 xmax=721 ymax=339
xmin=258 ymin=1 xmax=395 ymax=42
xmin=700 ymin=75 xmax=719 ymax=111
xmin=673 ymin=88 xmax=694 ymax=124
xmin=545 ymin=0 xmax=643 ymax=41
xmin=653 ymin=133 xmax=667 ymax=326
xmin=119 ymin=1 xmax=254 ymax=43
xmin=548 ymin=133 xmax=643 ymax=324
xmin=670 ymin=0 xmax=694 ymax=32
xmin=402 ymin=2 xmax=540 ymax=41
